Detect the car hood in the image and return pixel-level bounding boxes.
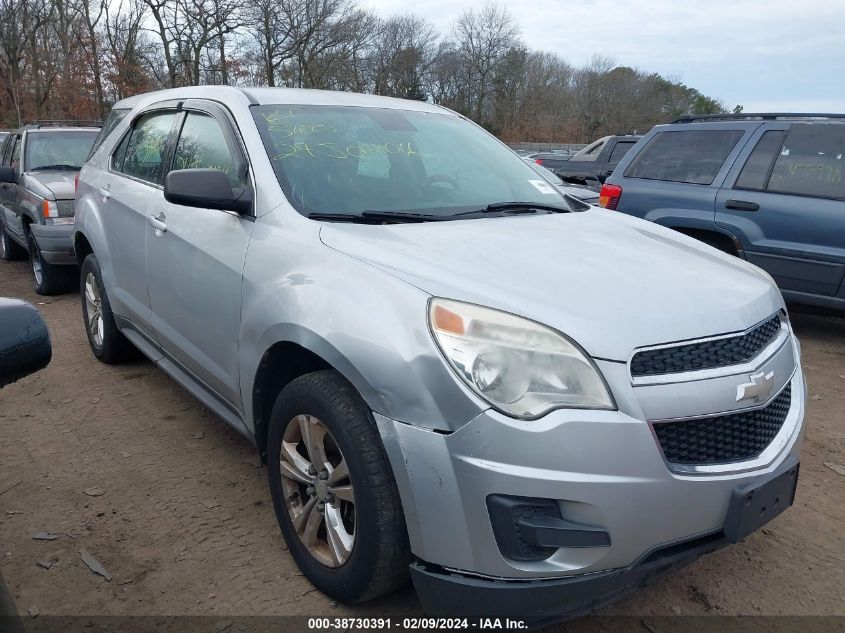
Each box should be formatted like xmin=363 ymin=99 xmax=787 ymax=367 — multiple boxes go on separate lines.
xmin=22 ymin=171 xmax=77 ymax=200
xmin=319 ymin=210 xmax=784 ymax=361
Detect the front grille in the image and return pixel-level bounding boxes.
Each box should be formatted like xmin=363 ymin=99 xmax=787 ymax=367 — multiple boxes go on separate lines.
xmin=57 ymin=200 xmax=75 ymax=217
xmin=631 ymin=315 xmax=781 ymax=377
xmin=653 ymin=384 xmax=791 ymax=464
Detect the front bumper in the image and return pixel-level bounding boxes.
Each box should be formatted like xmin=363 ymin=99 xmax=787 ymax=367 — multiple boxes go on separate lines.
xmin=29 ymin=223 xmax=75 ymax=265
xmin=375 ymin=359 xmax=805 ymax=610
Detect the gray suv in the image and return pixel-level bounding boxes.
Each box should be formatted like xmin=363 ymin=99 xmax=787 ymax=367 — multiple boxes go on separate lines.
xmin=73 ymin=87 xmax=805 ymax=622
xmin=0 ymin=122 xmax=100 ymax=294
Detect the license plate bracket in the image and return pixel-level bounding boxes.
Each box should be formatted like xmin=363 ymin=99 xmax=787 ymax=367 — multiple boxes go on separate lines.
xmin=724 ymin=456 xmax=799 ymax=543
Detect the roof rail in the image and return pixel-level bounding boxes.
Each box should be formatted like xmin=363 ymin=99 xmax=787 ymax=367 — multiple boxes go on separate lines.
xmin=27 ymin=120 xmax=103 ymax=128
xmin=673 ymin=113 xmax=845 ymax=123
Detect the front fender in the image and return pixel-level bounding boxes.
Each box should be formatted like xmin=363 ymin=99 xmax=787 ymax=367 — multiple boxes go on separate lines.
xmin=238 ymin=216 xmax=486 ymax=434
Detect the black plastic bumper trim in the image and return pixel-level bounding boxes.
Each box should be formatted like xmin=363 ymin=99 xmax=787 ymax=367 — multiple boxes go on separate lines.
xmin=486 ymin=494 xmax=610 ymax=562
xmin=409 ymin=531 xmax=728 ymax=626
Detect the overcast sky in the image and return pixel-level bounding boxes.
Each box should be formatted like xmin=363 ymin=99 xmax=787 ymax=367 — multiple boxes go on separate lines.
xmin=362 ymin=0 xmax=845 ymax=112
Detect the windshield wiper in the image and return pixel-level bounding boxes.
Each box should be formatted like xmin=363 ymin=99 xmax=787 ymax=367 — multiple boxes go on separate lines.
xmin=31 ymin=164 xmax=82 ymax=171
xmin=484 ymin=201 xmax=570 ymax=214
xmin=308 ymin=211 xmax=440 ymax=224
xmin=448 ymin=201 xmax=572 ymax=219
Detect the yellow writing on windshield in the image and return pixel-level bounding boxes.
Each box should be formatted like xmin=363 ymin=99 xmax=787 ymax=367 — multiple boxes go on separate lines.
xmin=272 ymin=141 xmax=420 ymax=160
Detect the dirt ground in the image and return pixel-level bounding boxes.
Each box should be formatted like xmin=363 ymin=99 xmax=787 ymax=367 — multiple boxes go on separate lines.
xmin=0 ymin=258 xmax=843 ymax=622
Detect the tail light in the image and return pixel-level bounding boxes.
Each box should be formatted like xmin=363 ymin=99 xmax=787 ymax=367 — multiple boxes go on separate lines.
xmin=534 ymin=159 xmax=543 ymax=165
xmin=74 ymin=173 xmax=79 ymax=193
xmin=599 ymin=183 xmax=622 ymax=210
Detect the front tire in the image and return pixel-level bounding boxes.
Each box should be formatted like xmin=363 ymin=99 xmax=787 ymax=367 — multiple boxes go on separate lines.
xmin=0 ymin=222 xmax=26 ymax=261
xmin=26 ymin=230 xmax=72 ymax=295
xmin=267 ymin=370 xmax=410 ymax=603
xmin=80 ymin=253 xmax=133 ymax=363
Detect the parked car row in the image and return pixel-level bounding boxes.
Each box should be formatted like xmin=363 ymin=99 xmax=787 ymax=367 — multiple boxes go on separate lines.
xmin=0 ymin=92 xmax=816 ymax=624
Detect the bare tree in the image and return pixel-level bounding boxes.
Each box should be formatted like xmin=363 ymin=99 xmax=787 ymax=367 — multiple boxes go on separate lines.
xmin=452 ymin=2 xmax=519 ymax=123
xmin=371 ymin=14 xmax=437 ymax=99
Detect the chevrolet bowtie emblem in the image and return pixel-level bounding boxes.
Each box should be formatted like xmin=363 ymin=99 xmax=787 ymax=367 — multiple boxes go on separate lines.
xmin=736 ymin=371 xmax=775 ymax=403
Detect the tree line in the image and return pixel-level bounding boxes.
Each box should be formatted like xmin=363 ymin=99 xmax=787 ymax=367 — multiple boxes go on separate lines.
xmin=0 ymin=0 xmax=734 ymax=141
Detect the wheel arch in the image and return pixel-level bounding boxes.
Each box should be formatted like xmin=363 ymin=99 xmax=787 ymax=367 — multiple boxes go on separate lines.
xmin=250 ymin=333 xmax=383 ymax=464
xmin=74 ymin=231 xmax=94 ymax=266
xmin=666 ymin=225 xmax=742 ymax=257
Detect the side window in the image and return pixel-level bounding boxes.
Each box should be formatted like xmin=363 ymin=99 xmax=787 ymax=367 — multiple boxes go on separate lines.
xmin=766 ymin=123 xmax=845 ymax=200
xmin=88 ymin=108 xmax=130 ymax=160
xmin=10 ymin=137 xmax=21 ymax=170
xmin=624 ymin=130 xmax=743 ymax=185
xmin=571 ymin=140 xmax=604 ymax=162
xmin=608 ymin=141 xmax=635 ymax=165
xmin=118 ymin=111 xmax=177 ymax=184
xmin=112 ymin=131 xmax=131 ymax=171
xmin=172 ymin=112 xmax=245 ymax=187
xmin=735 ymin=130 xmax=786 ymax=191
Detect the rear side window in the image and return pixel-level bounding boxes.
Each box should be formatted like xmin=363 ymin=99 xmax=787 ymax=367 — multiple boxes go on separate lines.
xmin=608 ymin=141 xmax=636 ymax=165
xmin=624 ymin=130 xmax=743 ymax=185
xmin=570 ymin=139 xmax=605 ymax=162
xmin=766 ymin=123 xmax=845 ymax=200
xmin=88 ymin=108 xmax=130 ymax=160
xmin=115 ymin=111 xmax=177 ymax=185
xmin=735 ymin=130 xmax=787 ymax=191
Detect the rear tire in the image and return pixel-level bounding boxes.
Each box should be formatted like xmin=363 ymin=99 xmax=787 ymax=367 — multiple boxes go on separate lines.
xmin=26 ymin=230 xmax=73 ymax=295
xmin=0 ymin=221 xmax=25 ymax=261
xmin=266 ymin=370 xmax=410 ymax=603
xmin=80 ymin=253 xmax=134 ymax=364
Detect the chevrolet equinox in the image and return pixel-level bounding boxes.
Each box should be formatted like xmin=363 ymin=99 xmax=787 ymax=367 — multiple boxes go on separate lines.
xmin=72 ymin=87 xmax=805 ymax=623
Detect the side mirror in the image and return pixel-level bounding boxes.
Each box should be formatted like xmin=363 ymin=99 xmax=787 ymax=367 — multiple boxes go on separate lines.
xmin=0 ymin=298 xmax=52 ymax=389
xmin=0 ymin=166 xmax=17 ymax=184
xmin=163 ymin=168 xmax=252 ymax=215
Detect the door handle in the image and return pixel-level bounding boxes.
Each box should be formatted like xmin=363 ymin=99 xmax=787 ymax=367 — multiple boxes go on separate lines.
xmin=725 ymin=199 xmax=760 ymax=212
xmin=149 ymin=213 xmax=167 ymax=233
xmin=97 ymin=185 xmax=110 ymax=199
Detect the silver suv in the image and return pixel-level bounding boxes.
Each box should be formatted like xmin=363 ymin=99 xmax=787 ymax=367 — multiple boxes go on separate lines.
xmin=73 ymin=87 xmax=805 ymax=622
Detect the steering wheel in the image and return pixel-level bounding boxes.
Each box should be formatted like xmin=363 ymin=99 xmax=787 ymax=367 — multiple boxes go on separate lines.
xmin=425 ymin=174 xmax=461 ymax=191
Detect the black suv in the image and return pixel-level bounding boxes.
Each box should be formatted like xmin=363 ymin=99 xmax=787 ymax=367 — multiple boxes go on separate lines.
xmin=0 ymin=121 xmax=100 ymax=294
xmin=602 ymin=114 xmax=845 ymax=312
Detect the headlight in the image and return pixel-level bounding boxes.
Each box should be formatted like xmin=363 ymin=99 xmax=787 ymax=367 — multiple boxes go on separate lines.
xmin=428 ymin=298 xmax=614 ymax=418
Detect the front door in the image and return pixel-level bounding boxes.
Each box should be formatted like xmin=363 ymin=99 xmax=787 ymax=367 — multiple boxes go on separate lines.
xmin=145 ymin=102 xmax=255 ymax=411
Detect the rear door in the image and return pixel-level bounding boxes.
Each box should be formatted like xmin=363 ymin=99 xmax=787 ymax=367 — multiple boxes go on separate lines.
xmin=716 ymin=122 xmax=845 ymax=297
xmin=101 ymin=105 xmax=181 ymax=335
xmin=145 ymin=100 xmax=255 ymax=412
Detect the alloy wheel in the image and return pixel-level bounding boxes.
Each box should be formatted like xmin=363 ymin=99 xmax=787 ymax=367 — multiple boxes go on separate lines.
xmin=279 ymin=414 xmax=355 ymax=567
xmin=84 ymin=272 xmax=104 ymax=348
xmin=29 ymin=241 xmax=43 ymax=286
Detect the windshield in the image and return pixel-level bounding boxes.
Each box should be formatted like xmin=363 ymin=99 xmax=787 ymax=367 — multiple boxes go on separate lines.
xmin=252 ymin=105 xmax=567 ymax=218
xmin=25 ymin=130 xmax=98 ymax=171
